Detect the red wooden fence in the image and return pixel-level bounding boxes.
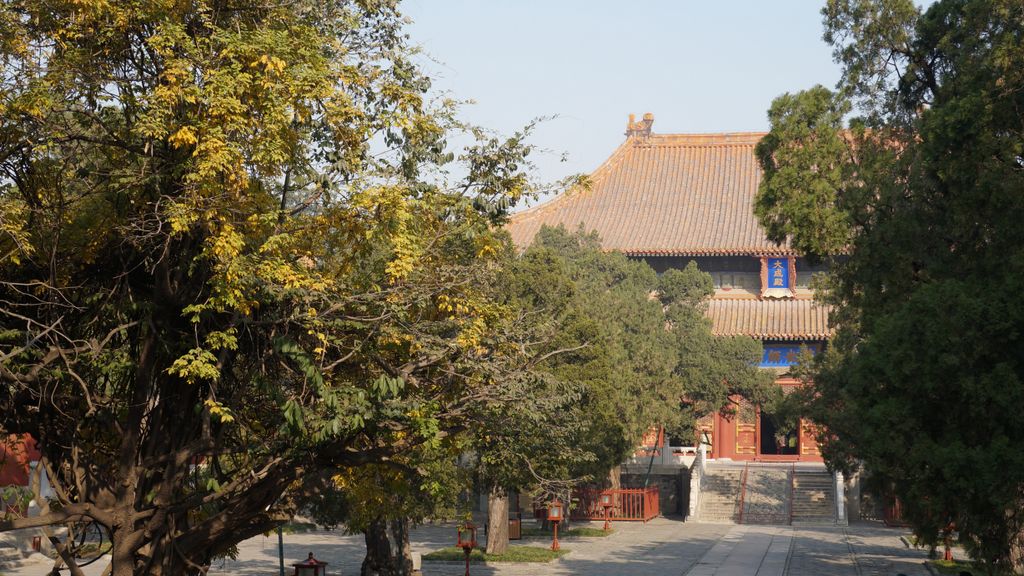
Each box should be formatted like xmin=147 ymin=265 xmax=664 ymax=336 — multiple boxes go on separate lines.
xmin=570 ymin=487 xmax=659 ymax=522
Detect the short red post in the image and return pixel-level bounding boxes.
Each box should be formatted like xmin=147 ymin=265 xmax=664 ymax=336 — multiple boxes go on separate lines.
xmin=943 ymin=521 xmax=955 ymax=562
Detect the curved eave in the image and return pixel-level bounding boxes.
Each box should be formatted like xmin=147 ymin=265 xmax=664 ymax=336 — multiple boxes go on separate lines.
xmin=711 ymin=330 xmax=833 ymax=341
xmin=706 ymin=298 xmax=833 ymax=341
xmin=626 ymin=248 xmax=797 ymax=257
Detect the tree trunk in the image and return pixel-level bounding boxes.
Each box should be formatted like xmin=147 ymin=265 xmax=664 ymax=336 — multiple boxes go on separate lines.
xmin=29 ymin=462 xmax=53 ymax=558
xmin=607 ymin=465 xmax=621 ymax=491
xmin=361 ymin=517 xmax=413 ymax=576
xmin=1010 ymin=519 xmax=1024 ymax=575
xmin=605 ymin=466 xmax=622 ymax=531
xmin=46 ymin=534 xmax=87 ymax=576
xmin=485 ymin=486 xmax=509 ymax=555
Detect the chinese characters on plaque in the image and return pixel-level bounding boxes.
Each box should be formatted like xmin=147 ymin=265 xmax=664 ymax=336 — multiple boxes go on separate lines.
xmin=767 ymin=257 xmax=789 ymax=289
xmin=760 ymin=344 xmax=818 ymax=367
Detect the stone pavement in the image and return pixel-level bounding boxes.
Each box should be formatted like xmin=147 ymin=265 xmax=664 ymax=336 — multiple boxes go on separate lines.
xmin=695 ymin=524 xmax=932 ymax=576
xmin=686 ymin=525 xmax=790 ymax=576
xmin=428 ymin=520 xmax=732 ymax=576
xmin=6 ymin=519 xmax=933 ymax=575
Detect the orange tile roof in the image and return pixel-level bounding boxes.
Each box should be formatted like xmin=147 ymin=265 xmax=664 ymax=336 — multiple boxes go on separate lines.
xmin=707 ymin=298 xmax=832 ymax=340
xmin=508 ymin=131 xmax=796 ymax=256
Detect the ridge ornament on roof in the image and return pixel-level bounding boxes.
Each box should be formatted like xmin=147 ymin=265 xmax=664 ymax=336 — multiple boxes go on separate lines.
xmin=625 ymin=112 xmax=655 ymax=138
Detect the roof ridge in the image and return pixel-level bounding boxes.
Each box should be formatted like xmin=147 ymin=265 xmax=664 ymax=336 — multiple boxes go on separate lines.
xmin=511 ymin=135 xmax=634 ymax=219
xmin=639 ymin=132 xmax=766 ymax=146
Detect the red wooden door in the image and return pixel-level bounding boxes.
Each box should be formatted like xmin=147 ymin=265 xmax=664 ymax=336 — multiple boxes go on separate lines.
xmin=799 ymin=419 xmax=821 ymax=457
xmin=736 ymin=422 xmax=757 ymax=456
xmin=733 ymin=396 xmax=757 ymax=457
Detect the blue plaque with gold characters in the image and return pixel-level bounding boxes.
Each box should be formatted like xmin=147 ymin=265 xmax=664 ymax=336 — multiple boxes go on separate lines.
xmin=767 ymin=258 xmax=790 ymax=289
xmin=760 ymin=344 xmax=818 ymax=367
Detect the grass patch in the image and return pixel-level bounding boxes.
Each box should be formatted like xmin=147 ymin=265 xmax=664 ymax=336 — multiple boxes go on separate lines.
xmin=423 ymin=546 xmax=567 ymax=563
xmin=520 ymin=526 xmax=612 ymax=538
xmin=927 ymin=559 xmax=1011 ymax=575
xmin=566 ymin=527 xmax=613 ymax=537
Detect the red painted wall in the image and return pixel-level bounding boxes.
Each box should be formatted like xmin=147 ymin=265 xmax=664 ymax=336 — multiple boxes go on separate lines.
xmin=0 ymin=434 xmax=39 ymax=486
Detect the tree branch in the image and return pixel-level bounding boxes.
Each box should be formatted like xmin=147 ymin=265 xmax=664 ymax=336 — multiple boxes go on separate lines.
xmin=527 ymin=342 xmax=589 ymax=367
xmin=0 ymin=504 xmax=104 ymax=532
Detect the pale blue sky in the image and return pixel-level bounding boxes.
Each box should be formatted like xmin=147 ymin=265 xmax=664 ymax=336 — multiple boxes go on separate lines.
xmin=402 ymin=1 xmax=842 ymax=197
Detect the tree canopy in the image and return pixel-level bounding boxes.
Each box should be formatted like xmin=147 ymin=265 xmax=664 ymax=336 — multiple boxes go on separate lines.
xmin=756 ymin=0 xmax=1024 ymax=571
xmin=309 ymin=224 xmax=775 ymax=560
xmin=0 ymin=1 xmax=792 ymax=574
xmin=0 ymin=1 xmax=563 ymax=574
xmin=508 ymin=226 xmax=774 ymax=481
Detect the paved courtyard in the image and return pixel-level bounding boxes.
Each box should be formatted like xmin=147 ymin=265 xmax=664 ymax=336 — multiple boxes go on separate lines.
xmin=8 ymin=519 xmax=933 ymax=576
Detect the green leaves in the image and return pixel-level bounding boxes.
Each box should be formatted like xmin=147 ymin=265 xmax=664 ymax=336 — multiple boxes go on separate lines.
xmin=767 ymin=1 xmax=1024 ymax=571
xmin=0 ymin=485 xmax=31 ymax=521
xmin=823 ymin=0 xmax=919 ymax=118
xmin=281 ymin=398 xmax=306 ymax=434
xmin=505 ymin=225 xmax=770 ymax=481
xmin=755 ymin=86 xmax=854 ymax=259
xmin=0 ymin=0 xmax=623 ymax=571
xmin=657 ymin=262 xmax=713 ymax=308
xmin=273 ymin=337 xmax=325 ymax=389
xmin=371 ymin=375 xmax=404 ymax=398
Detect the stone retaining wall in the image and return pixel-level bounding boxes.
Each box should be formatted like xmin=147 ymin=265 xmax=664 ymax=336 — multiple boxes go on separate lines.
xmin=621 ymin=464 xmax=691 ymax=517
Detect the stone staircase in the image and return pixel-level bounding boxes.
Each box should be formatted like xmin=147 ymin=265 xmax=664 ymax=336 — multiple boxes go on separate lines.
xmin=0 ymin=540 xmax=22 ymax=571
xmin=694 ymin=464 xmax=839 ymax=525
xmin=696 ymin=466 xmax=742 ymax=523
xmin=791 ymin=468 xmax=836 ymax=524
xmin=741 ymin=467 xmax=790 ymax=524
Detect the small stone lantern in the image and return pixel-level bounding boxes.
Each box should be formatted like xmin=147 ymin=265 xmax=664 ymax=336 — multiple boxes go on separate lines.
xmin=292 ymin=552 xmax=328 ymax=576
xmin=547 ymin=500 xmax=564 ymax=551
xmin=456 ymin=521 xmax=477 ymax=576
xmin=600 ymin=491 xmax=614 ymax=531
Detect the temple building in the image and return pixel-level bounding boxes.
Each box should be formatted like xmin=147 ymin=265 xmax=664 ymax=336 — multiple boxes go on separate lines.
xmin=507 ymin=114 xmax=831 ymax=463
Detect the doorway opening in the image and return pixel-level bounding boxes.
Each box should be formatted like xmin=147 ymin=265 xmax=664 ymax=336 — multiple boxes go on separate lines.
xmin=759 ymin=412 xmax=799 ymax=456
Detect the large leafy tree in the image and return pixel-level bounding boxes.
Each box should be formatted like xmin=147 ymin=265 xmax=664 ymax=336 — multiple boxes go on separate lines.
xmin=529 ymin=226 xmax=773 ymax=463
xmin=507 ymin=227 xmax=681 ymax=482
xmin=756 ymin=0 xmax=1024 ymax=571
xmin=0 ymin=1 xmax=552 ymax=575
xmin=470 ymin=225 xmax=772 ymax=554
xmin=505 ymin=225 xmax=773 ymax=483
xmin=295 ymin=231 xmax=595 ymax=562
